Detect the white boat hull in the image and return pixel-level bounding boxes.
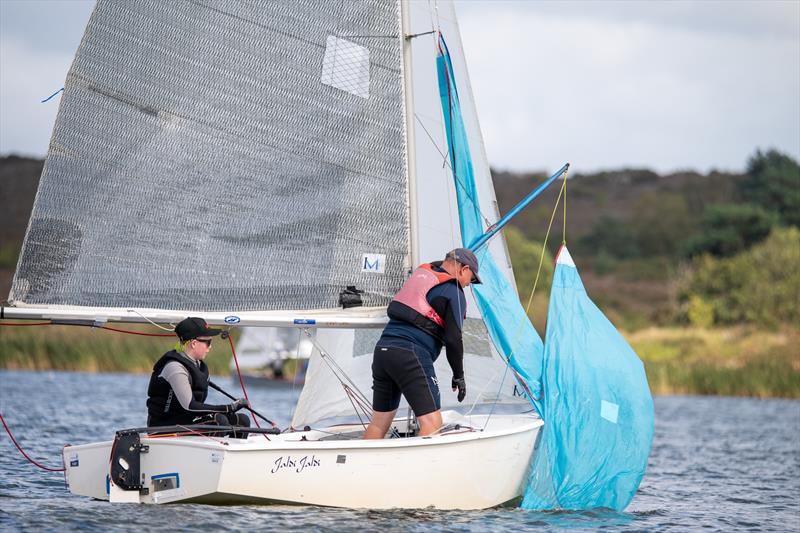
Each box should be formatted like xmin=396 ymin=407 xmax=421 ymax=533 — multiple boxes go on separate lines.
xmin=64 ymin=412 xmax=541 ymax=509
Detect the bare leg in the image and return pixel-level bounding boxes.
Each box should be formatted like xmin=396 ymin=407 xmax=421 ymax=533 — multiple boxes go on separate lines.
xmin=416 ymin=410 xmax=442 ymax=436
xmin=363 ymin=409 xmax=397 ymax=439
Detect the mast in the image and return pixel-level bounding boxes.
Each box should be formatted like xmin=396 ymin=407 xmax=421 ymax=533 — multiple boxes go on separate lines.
xmin=400 ymin=0 xmax=420 ymax=271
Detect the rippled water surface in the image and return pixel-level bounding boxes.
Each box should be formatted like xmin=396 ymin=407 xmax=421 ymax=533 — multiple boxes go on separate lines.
xmin=1 ymin=370 xmax=798 ymax=531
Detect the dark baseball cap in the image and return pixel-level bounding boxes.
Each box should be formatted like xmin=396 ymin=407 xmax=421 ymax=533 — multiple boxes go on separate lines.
xmin=175 ymin=317 xmax=223 ymax=342
xmin=446 ymin=248 xmax=482 ymax=284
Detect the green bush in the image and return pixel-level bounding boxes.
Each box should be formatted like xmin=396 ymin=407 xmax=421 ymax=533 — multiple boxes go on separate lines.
xmin=578 ymin=215 xmax=639 ymax=260
xmin=630 ymin=192 xmax=695 ymax=258
xmin=683 ymin=203 xmax=778 ymax=258
xmin=742 ymin=149 xmax=800 ymax=227
xmin=686 ymin=295 xmax=714 ymax=328
xmin=504 ymin=225 xmax=553 ymax=301
xmin=0 ymin=243 xmax=19 ymax=269
xmin=680 ymin=227 xmax=800 ymax=327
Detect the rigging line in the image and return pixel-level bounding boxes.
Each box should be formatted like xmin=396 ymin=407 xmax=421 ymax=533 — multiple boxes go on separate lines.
xmin=405 ymin=30 xmax=436 ymax=40
xmin=227 ymin=334 xmax=270 ymax=439
xmin=340 ymin=34 xmax=401 ymax=39
xmin=126 ymin=309 xmax=175 ymax=331
xmin=288 ymin=328 xmax=304 ymax=424
xmin=414 ymin=113 xmax=493 ymax=230
xmin=482 ymin=356 xmax=512 ymax=431
xmin=175 ymin=424 xmax=228 ymax=445
xmin=465 ymin=364 xmax=503 ymax=416
xmin=99 ymin=326 xmax=173 ymax=337
xmin=342 ymin=386 xmax=371 ymax=429
xmin=0 ymin=412 xmax=66 ymax=472
xmin=303 ymin=331 xmax=371 ymax=408
xmin=563 ymin=167 xmax=568 ymax=243
xmin=507 ymin=178 xmax=567 ymax=365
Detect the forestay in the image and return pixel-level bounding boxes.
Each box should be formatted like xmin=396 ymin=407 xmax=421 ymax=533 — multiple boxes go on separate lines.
xmin=11 ymin=0 xmax=409 ymax=313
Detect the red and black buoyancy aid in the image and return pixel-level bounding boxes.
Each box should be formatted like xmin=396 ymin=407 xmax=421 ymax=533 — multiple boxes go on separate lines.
xmin=387 ymin=263 xmax=460 ymax=341
xmin=146 ymin=350 xmax=210 ymax=426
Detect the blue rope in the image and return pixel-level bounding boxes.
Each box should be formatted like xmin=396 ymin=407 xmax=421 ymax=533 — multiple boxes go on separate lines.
xmin=41 ymin=87 xmax=64 ymax=103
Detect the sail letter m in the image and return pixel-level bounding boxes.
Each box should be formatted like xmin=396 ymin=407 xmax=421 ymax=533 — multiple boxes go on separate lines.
xmin=361 ymin=253 xmax=386 ymax=274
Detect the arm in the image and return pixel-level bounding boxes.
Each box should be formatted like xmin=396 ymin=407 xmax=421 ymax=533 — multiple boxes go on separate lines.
xmin=429 ymin=285 xmax=466 ymax=380
xmin=160 ymin=362 xmax=231 ymax=413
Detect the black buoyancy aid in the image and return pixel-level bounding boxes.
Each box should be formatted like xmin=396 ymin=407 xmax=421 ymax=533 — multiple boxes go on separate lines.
xmin=387 ymin=262 xmax=458 ymax=341
xmin=146 ymin=350 xmax=210 ymax=426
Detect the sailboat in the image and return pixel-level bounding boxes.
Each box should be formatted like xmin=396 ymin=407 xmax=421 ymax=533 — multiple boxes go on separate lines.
xmin=3 ymin=0 xmax=653 ymax=510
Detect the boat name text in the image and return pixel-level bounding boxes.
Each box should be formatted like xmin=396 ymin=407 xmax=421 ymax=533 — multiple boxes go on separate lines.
xmin=270 ymin=455 xmax=321 ymax=474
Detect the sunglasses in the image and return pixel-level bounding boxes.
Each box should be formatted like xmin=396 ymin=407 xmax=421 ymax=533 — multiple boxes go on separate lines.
xmin=194 ymin=338 xmax=212 ymax=347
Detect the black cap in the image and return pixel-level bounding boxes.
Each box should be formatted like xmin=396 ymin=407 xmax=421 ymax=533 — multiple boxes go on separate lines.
xmin=175 ymin=317 xmax=223 ymax=342
xmin=446 ymin=248 xmax=482 ymax=284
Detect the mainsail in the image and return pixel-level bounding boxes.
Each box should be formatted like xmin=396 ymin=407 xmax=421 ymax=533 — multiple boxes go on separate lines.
xmin=11 ymin=0 xmax=410 ymax=314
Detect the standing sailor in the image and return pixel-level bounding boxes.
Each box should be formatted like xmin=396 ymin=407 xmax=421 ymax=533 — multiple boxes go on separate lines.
xmin=364 ymin=248 xmax=481 ymax=439
xmin=147 ymin=317 xmax=251 ymax=434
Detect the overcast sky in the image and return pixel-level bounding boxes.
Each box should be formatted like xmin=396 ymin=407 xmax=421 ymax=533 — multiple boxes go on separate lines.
xmin=1 ymin=0 xmax=798 ymax=175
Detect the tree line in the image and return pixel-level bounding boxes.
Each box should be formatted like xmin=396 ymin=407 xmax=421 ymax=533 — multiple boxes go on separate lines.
xmin=497 ymin=149 xmax=800 ymax=329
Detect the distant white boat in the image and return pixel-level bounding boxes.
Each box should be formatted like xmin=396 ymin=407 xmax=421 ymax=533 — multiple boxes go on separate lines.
xmin=230 ymin=327 xmax=312 ymax=387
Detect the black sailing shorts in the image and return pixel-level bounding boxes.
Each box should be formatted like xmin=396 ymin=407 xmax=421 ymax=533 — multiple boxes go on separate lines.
xmin=371 ymin=338 xmax=440 ymax=416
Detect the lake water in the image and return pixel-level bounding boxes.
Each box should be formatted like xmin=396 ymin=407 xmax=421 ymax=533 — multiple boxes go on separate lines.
xmin=0 ymin=370 xmax=798 ymax=531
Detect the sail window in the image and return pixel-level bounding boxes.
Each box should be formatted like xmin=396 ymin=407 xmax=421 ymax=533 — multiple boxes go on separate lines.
xmin=600 ymin=399 xmax=620 ymax=424
xmin=321 ymin=36 xmax=370 ymax=98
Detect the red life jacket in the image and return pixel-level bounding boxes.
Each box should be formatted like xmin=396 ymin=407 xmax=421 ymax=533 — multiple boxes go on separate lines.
xmin=387 ymin=263 xmax=457 ymax=340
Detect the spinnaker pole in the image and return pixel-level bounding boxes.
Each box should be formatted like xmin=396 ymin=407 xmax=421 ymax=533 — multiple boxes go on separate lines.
xmin=468 ymin=163 xmax=569 ymax=252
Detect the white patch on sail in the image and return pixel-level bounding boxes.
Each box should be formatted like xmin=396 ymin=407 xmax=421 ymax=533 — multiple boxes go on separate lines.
xmin=321 ymin=36 xmax=370 ymax=98
xmin=600 ymin=400 xmax=619 ymax=424
xmin=361 ymin=253 xmax=385 ymax=273
xmin=556 ymin=246 xmax=576 ymax=267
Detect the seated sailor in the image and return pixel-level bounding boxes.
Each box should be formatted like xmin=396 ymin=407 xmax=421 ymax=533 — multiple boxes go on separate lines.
xmin=364 ymin=248 xmax=480 ymax=439
xmin=146 ymin=316 xmax=251 ymax=433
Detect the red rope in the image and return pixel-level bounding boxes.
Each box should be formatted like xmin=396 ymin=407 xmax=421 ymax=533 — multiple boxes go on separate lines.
xmin=99 ymin=326 xmax=173 ymax=337
xmin=0 ymin=412 xmax=65 ymax=472
xmin=227 ymin=334 xmax=271 ymax=440
xmin=0 ymin=321 xmax=172 ymax=337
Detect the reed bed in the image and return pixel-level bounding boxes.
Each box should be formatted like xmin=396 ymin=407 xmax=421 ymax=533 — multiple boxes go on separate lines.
xmin=0 ymin=323 xmax=233 ymax=375
xmin=1 ymin=322 xmax=797 ymax=397
xmin=628 ymin=326 xmax=800 ymax=398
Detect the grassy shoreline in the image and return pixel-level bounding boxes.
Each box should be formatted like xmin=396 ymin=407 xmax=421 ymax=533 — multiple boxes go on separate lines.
xmin=1 ymin=323 xmax=797 ymax=398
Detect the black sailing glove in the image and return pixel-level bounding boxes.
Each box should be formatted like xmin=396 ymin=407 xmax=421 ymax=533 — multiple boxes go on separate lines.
xmin=452 ymin=377 xmax=466 ymax=403
xmin=228 ymin=398 xmax=250 ymax=413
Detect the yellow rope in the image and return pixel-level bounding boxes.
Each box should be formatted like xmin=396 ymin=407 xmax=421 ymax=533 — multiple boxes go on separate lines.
xmin=524 ymin=178 xmax=565 ymax=315
xmin=505 ymin=176 xmax=567 ymax=362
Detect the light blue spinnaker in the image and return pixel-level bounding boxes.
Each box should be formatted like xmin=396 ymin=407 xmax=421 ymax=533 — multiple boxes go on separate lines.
xmin=435 ymin=35 xmax=544 ymax=414
xmin=435 ymin=34 xmax=654 ymax=511
xmin=523 ymin=246 xmax=654 ymax=510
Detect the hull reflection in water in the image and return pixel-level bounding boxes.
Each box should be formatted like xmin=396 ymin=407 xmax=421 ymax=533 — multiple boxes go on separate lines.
xmin=64 ymin=412 xmax=541 ymax=509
